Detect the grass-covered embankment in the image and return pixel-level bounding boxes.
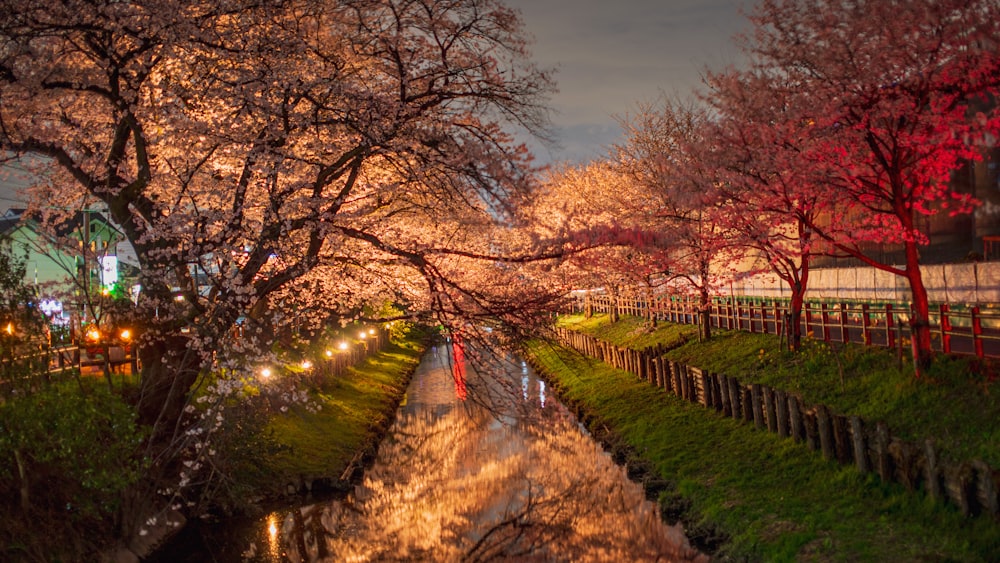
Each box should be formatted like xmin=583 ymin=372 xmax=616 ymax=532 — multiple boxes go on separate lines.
xmin=527 ymin=314 xmax=1000 ymax=561
xmin=238 ymin=327 xmax=428 ymax=501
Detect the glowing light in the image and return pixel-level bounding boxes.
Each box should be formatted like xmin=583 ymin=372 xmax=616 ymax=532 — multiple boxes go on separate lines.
xmin=338 ymin=341 xmax=349 ymax=351
xmin=174 ymin=294 xmax=185 ymax=302
xmin=86 ymin=328 xmax=101 ymax=342
xmin=268 ymin=516 xmax=278 ymax=539
xmin=260 ymin=367 xmax=272 ymax=379
xmin=359 ymin=331 xmax=367 ymax=339
xmin=4 ymin=323 xmax=12 ymax=335
xmin=325 ymin=349 xmax=334 ymax=358
xmin=368 ymin=328 xmax=376 ymax=336
xmin=120 ymin=329 xmax=131 ymax=341
xmin=301 ymin=360 xmax=312 ymax=370
xmin=266 ymin=513 xmax=280 ymax=558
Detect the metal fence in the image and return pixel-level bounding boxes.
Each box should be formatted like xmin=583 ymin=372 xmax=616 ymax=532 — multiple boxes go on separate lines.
xmin=578 ymin=293 xmax=1000 ymax=359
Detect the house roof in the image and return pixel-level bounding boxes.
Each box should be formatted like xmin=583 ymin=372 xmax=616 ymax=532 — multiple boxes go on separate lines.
xmin=0 ymin=207 xmax=122 ymax=239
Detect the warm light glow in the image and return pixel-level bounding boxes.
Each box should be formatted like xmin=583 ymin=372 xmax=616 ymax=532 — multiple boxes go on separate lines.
xmin=3 ymin=323 xmax=12 ymax=336
xmin=325 ymin=349 xmax=334 ymax=358
xmin=101 ymin=287 xmax=110 ymax=296
xmin=338 ymin=341 xmax=349 ymax=351
xmin=268 ymin=516 xmax=278 ymax=540
xmin=120 ymin=329 xmax=131 ymax=341
xmin=86 ymin=328 xmax=101 ymax=342
xmin=174 ymin=294 xmax=185 ymax=302
xmin=301 ymin=360 xmax=312 ymax=370
xmin=368 ymin=328 xmax=376 ymax=335
xmin=359 ymin=331 xmax=367 ymax=339
xmin=260 ymin=367 xmax=272 ymax=379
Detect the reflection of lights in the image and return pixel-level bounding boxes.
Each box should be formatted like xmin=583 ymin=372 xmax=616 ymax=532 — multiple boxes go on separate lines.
xmin=301 ymin=360 xmax=312 ymax=370
xmin=267 ymin=515 xmax=278 ymax=539
xmin=338 ymin=341 xmax=348 ymax=351
xmin=266 ymin=513 xmax=280 ymax=559
xmin=260 ymin=367 xmax=272 ymax=379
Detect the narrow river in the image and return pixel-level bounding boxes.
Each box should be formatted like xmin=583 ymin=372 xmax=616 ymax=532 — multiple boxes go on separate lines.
xmin=159 ymin=339 xmax=705 ymax=561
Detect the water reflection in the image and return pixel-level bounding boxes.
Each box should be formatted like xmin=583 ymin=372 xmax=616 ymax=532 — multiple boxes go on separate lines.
xmin=241 ymin=343 xmax=705 ymax=562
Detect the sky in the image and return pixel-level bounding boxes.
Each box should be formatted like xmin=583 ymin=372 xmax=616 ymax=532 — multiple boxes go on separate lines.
xmin=0 ymin=0 xmax=752 ymax=208
xmin=505 ymin=0 xmax=753 ymax=164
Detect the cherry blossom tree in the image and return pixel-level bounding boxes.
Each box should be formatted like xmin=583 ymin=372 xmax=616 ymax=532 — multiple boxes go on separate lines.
xmin=527 ymin=161 xmax=673 ymax=324
xmin=704 ymin=70 xmax=829 ymax=351
xmin=736 ymin=0 xmax=1000 ymax=369
xmin=615 ymin=99 xmax=741 ymax=341
xmin=0 ymin=0 xmax=554 ymax=545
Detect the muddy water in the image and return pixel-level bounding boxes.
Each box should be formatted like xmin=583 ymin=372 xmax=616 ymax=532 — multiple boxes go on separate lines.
xmin=158 ymin=340 xmax=705 ymax=562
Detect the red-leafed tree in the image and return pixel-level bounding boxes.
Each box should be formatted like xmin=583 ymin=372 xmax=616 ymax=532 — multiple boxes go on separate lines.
xmin=704 ymin=70 xmax=829 ymax=351
xmin=737 ymin=0 xmax=1000 ymax=370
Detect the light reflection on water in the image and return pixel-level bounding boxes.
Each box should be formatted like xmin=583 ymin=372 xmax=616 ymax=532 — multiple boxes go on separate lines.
xmin=242 ymin=343 xmax=705 ymax=562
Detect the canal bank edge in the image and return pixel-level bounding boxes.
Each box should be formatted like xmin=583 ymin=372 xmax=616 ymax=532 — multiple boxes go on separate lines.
xmin=139 ymin=330 xmax=431 ymax=562
xmin=523 ymin=348 xmax=729 ymax=559
xmin=525 ymin=328 xmax=1000 ymax=561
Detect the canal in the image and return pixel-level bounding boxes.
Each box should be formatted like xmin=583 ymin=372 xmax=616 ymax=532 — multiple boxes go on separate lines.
xmin=157 ymin=339 xmax=705 ymax=561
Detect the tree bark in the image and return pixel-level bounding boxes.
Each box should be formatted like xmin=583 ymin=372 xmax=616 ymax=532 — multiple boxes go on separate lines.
xmin=904 ymin=243 xmax=933 ymax=375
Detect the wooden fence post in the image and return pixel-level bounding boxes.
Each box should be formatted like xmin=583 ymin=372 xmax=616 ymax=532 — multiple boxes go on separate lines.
xmin=719 ymin=374 xmax=732 ymax=417
xmin=763 ymin=386 xmax=777 ymax=433
xmin=775 ymin=389 xmax=789 ymax=438
xmin=874 ymin=422 xmax=892 ymax=482
xmin=973 ymin=460 xmax=999 ymax=517
xmin=850 ymin=416 xmax=869 ymax=474
xmin=751 ymin=384 xmax=764 ymax=430
xmin=788 ymin=395 xmax=803 ymax=443
xmin=923 ymin=439 xmax=941 ymax=502
xmin=816 ymin=406 xmax=835 ymax=462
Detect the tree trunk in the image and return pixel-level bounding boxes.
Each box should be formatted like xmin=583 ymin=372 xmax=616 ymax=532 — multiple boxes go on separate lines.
xmin=699 ymin=288 xmax=711 ymax=341
xmin=904 ymin=242 xmax=933 ymax=375
xmin=135 ymin=334 xmax=202 ymax=434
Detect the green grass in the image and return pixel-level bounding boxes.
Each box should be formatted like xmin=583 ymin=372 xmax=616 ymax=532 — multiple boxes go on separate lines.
xmin=533 ymin=318 xmax=1000 ymax=561
xmin=558 ymin=314 xmax=1000 ymax=468
xmin=248 ymin=328 xmax=427 ymax=494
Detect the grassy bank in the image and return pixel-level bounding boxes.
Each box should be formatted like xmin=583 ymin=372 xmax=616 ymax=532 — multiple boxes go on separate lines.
xmin=239 ymin=327 xmax=429 ymax=500
xmin=528 ymin=315 xmax=1000 ymax=561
